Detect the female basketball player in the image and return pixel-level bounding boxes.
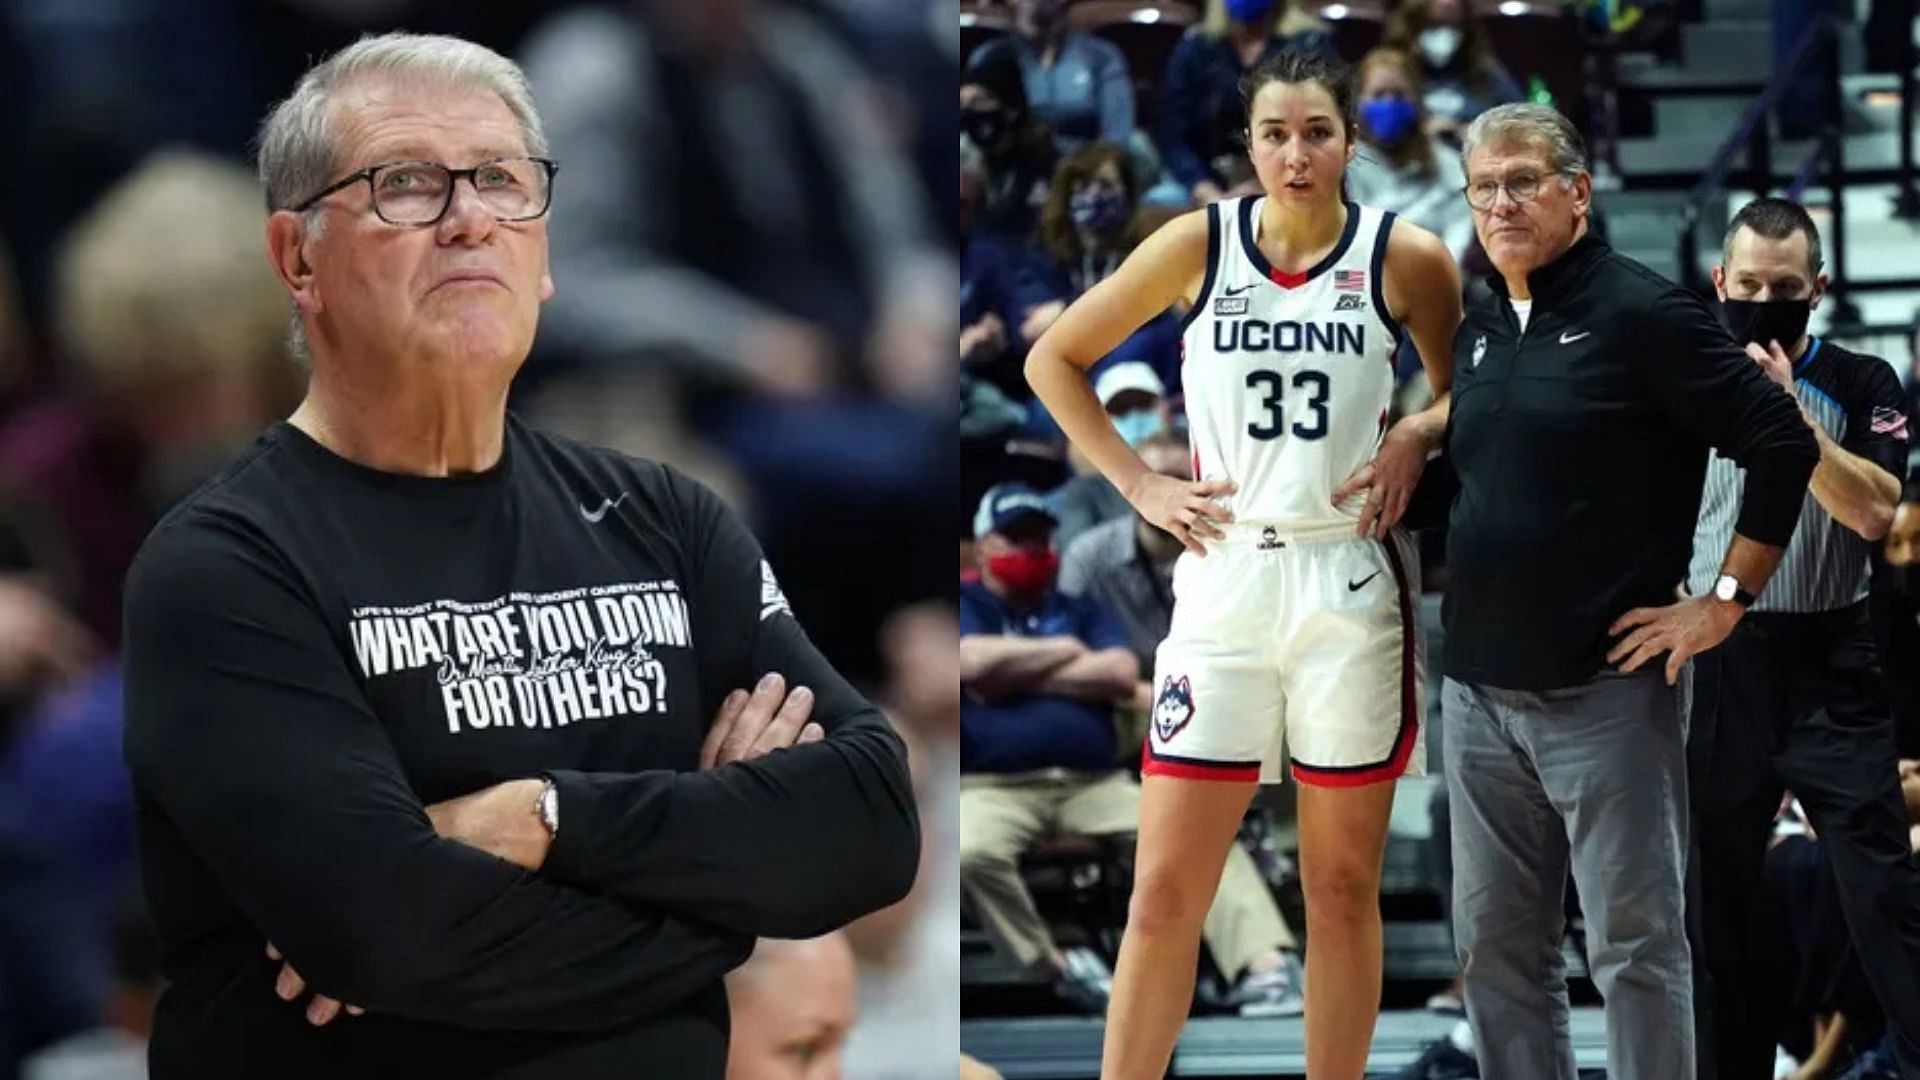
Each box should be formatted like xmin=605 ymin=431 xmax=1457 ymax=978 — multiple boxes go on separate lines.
xmin=1025 ymin=51 xmax=1463 ymax=1080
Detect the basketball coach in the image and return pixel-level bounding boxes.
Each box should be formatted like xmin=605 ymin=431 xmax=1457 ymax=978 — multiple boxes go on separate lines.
xmin=121 ymin=33 xmax=918 ymax=1080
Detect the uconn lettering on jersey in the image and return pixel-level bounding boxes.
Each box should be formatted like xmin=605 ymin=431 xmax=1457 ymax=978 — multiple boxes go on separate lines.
xmin=1213 ymin=319 xmax=1365 ymax=356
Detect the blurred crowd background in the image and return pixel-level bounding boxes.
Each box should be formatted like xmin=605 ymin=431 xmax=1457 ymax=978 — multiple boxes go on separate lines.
xmin=958 ymin=0 xmax=1920 ymax=1074
xmin=0 ymin=2 xmax=958 ymax=1078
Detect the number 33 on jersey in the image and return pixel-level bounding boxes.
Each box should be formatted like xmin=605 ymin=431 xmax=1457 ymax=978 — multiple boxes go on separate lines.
xmin=1181 ymin=196 xmax=1403 ymax=535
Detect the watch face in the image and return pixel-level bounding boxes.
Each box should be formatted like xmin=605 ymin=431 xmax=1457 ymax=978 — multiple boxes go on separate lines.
xmin=1714 ymin=576 xmax=1737 ymax=601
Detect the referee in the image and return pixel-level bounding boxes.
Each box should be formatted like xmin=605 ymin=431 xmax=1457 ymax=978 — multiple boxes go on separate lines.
xmin=1687 ymin=198 xmax=1920 ymax=1080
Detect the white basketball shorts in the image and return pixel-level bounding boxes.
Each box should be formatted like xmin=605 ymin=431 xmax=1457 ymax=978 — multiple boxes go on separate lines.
xmin=1144 ymin=521 xmax=1425 ymax=786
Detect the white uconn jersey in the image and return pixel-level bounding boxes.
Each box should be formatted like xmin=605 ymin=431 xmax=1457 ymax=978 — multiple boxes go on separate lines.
xmin=1182 ymin=197 xmax=1402 ymax=533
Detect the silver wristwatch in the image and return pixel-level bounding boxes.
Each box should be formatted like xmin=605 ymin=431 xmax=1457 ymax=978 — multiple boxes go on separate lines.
xmin=535 ymin=778 xmax=560 ymax=840
xmin=1712 ymin=573 xmax=1755 ymax=608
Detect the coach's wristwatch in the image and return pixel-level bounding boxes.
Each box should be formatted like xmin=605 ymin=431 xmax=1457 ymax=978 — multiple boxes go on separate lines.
xmin=1712 ymin=573 xmax=1756 ymax=608
xmin=535 ymin=777 xmax=560 ymax=840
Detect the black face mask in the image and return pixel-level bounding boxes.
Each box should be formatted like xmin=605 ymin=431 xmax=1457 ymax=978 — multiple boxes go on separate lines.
xmin=962 ymin=108 xmax=1012 ymax=155
xmin=1881 ymin=561 xmax=1918 ymax=599
xmin=1722 ymin=297 xmax=1812 ymax=351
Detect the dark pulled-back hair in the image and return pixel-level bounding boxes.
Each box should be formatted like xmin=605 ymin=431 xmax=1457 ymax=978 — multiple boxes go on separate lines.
xmin=1239 ymin=49 xmax=1357 ymax=145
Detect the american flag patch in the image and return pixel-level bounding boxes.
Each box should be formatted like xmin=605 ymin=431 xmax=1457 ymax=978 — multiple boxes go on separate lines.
xmin=1870 ymin=406 xmax=1911 ymax=441
xmin=1334 ymin=269 xmax=1365 ymax=291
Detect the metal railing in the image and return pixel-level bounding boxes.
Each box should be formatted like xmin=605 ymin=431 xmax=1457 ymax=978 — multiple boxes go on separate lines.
xmin=1674 ymin=16 xmax=1850 ymax=314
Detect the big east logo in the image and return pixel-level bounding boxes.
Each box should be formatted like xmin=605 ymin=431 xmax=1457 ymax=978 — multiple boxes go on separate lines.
xmin=1153 ymin=675 xmax=1196 ymax=743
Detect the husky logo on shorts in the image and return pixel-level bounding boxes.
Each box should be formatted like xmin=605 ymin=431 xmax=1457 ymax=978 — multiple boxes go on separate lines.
xmin=1471 ymin=334 xmax=1487 ymax=368
xmin=1153 ymin=675 xmax=1196 ymax=743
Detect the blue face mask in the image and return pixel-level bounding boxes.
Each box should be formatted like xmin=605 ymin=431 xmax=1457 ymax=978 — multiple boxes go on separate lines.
xmin=1113 ymin=409 xmax=1163 ymax=447
xmin=1069 ymin=186 xmax=1131 ymax=235
xmin=1224 ymin=0 xmax=1275 ymax=22
xmin=1360 ymin=97 xmax=1421 ymax=145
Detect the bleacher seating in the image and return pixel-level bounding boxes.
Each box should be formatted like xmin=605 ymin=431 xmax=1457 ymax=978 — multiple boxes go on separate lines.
xmin=961 ymin=1 xmax=1012 ymax=65
xmin=1481 ymin=3 xmax=1595 ymax=136
xmin=1072 ymin=1 xmax=1200 ymax=127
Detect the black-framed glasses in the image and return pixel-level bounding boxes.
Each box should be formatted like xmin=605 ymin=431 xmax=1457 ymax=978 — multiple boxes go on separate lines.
xmin=1462 ymin=171 xmax=1558 ymax=211
xmin=290 ymin=156 xmax=558 ymax=226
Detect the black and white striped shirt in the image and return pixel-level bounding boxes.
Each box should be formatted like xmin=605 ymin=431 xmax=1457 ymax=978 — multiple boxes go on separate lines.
xmin=1688 ymin=338 xmax=1911 ymax=612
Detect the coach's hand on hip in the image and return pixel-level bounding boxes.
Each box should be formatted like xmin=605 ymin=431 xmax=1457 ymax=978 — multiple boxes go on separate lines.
xmin=1606 ymin=595 xmax=1743 ymax=685
xmin=1335 ymin=415 xmax=1442 ymax=539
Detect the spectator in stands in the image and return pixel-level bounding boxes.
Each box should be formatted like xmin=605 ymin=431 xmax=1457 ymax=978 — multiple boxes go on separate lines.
xmin=961 ymin=140 xmax=1062 ymax=453
xmin=1347 ymin=48 xmax=1474 ymax=265
xmin=1761 ymin=785 xmax=1920 ymax=1080
xmin=1158 ymin=0 xmax=1338 ymax=205
xmin=16 ymin=890 xmax=155 ymax=1080
xmin=963 ymin=139 xmax=1024 ymax=371
xmin=523 ymin=0 xmax=950 ymax=397
xmin=1018 ymin=142 xmax=1185 ymax=396
xmin=522 ymin=1 xmax=954 ymax=680
xmin=1049 ymin=362 xmax=1169 ymax=550
xmin=1383 ymin=0 xmax=1522 ymax=144
xmin=1032 ymin=141 xmax=1148 ymax=312
xmin=962 ymin=47 xmax=1060 ymax=242
xmin=960 ymin=484 xmax=1305 ymax=1016
xmin=1893 ymin=500 xmax=1920 ymax=568
xmin=966 ymin=0 xmax=1137 ymax=151
xmin=0 ymin=657 xmax=127 ymax=1020
xmin=724 ymin=935 xmax=858 ymax=1080
xmin=1000 ymin=148 xmax=1186 ymax=468
xmin=842 ymin=603 xmax=962 ymax=1079
xmin=1058 ymin=429 xmax=1190 ymax=711
xmin=0 ymin=150 xmax=297 ymax=649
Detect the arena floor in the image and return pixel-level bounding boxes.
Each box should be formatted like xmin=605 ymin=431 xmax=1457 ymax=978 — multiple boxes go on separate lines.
xmin=963 ymin=1007 xmax=1612 ymax=1078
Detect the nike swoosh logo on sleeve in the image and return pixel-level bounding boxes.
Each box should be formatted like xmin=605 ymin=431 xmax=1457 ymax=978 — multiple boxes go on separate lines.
xmin=580 ymin=492 xmax=629 ymax=523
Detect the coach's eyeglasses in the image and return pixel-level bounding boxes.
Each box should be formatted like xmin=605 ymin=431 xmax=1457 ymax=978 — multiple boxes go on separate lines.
xmin=1462 ymin=171 xmax=1558 ymax=212
xmin=291 ymin=157 xmax=558 ymax=226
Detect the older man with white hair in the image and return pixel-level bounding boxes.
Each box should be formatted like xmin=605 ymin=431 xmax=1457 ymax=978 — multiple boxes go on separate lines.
xmin=1436 ymin=103 xmax=1817 ymax=1080
xmin=120 ymin=33 xmax=918 ymax=1080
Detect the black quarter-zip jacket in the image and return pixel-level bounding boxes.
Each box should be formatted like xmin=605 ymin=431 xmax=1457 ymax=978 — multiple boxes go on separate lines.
xmin=121 ymin=416 xmax=919 ymax=1079
xmin=1441 ymin=233 xmax=1818 ymax=691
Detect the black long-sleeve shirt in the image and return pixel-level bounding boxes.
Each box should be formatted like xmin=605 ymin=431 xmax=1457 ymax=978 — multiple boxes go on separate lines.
xmin=120 ymin=415 xmax=919 ymax=1079
xmin=1442 ymin=233 xmax=1819 ymax=690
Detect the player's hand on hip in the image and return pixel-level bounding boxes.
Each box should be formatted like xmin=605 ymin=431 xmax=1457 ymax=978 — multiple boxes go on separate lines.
xmin=1127 ymin=472 xmax=1236 ymax=556
xmin=1336 ymin=420 xmax=1431 ymax=539
xmin=424 ymin=779 xmax=551 ymax=870
xmin=265 ymin=942 xmax=364 ymax=1025
xmin=1606 ymin=596 xmax=1741 ymax=685
xmin=701 ymin=671 xmax=825 ymax=770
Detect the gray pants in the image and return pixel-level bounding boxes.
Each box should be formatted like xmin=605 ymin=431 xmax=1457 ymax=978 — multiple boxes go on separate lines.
xmin=1443 ymin=669 xmax=1696 ymax=1080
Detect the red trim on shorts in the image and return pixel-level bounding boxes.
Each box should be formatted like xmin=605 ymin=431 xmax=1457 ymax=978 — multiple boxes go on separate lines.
xmin=1141 ymin=739 xmax=1260 ymax=783
xmin=1290 ymin=536 xmax=1419 ymax=789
